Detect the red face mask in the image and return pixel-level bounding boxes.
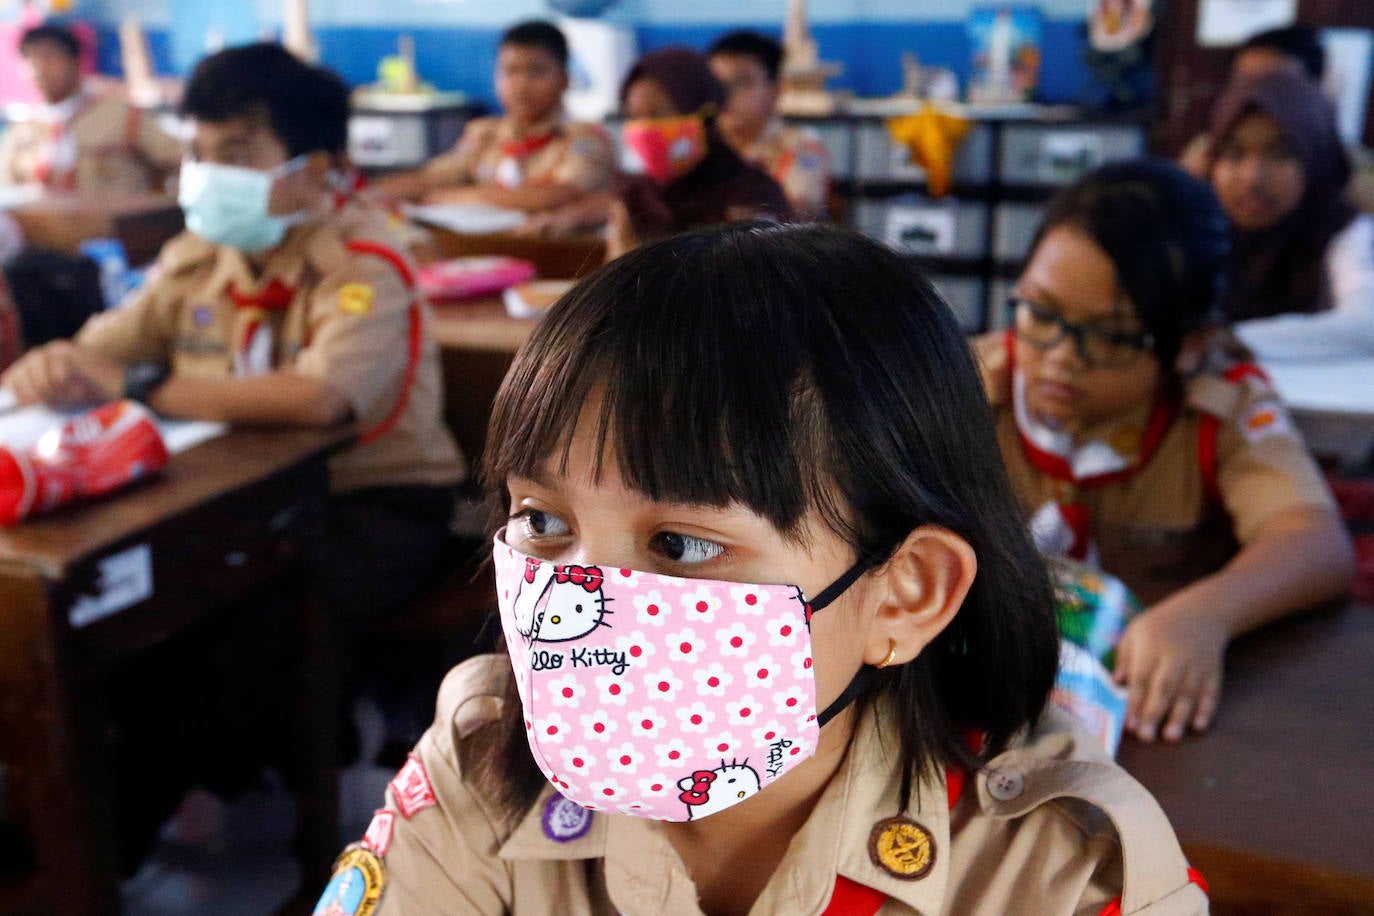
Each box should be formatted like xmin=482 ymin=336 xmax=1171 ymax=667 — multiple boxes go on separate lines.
xmin=621 ymin=115 xmax=708 ymax=185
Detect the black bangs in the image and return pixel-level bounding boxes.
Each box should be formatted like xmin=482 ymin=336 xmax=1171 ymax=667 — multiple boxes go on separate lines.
xmin=483 ymin=224 xmax=836 ymax=537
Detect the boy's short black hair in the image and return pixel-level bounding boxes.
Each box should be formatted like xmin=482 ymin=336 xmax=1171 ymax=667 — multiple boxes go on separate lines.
xmin=707 ymin=30 xmax=784 ymax=83
xmin=180 ymin=43 xmax=350 ymax=158
xmin=1030 ymin=159 xmax=1231 ymax=369
xmin=1239 ymin=25 xmax=1326 ymax=81
xmin=481 ymin=222 xmax=1059 ymax=819
xmin=500 ymin=20 xmax=569 ymax=70
xmin=19 ymin=23 xmax=81 ymax=60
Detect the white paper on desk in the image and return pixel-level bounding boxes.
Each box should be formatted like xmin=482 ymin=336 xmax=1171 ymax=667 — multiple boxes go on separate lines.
xmin=405 ymin=203 xmax=528 ymax=235
xmin=0 ymin=403 xmax=227 ymax=455
xmin=0 ymin=184 xmax=45 ymax=211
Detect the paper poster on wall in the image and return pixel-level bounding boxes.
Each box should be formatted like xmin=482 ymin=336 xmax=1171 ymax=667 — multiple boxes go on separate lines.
xmin=1197 ymin=0 xmax=1297 ymax=48
xmin=1039 ymin=132 xmax=1104 ymax=184
xmin=885 ymin=205 xmax=957 ymax=256
xmin=1322 ymin=29 xmax=1374 ymax=147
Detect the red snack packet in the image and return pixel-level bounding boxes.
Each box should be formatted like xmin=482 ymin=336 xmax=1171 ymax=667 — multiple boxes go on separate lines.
xmin=0 ymin=400 xmax=169 ymax=526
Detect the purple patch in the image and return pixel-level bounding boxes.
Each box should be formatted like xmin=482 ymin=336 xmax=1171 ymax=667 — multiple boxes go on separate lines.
xmin=192 ymin=305 xmax=214 ymax=328
xmin=542 ymin=794 xmax=592 ymax=842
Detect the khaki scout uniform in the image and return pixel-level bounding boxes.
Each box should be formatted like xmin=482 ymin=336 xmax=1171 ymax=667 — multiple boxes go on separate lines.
xmin=75 ymin=203 xmax=465 ymax=494
xmin=735 ymin=118 xmax=832 ymax=221
xmin=421 ymin=112 xmax=615 ymax=195
xmin=0 ymin=89 xmax=181 ymax=194
xmin=973 ymin=332 xmax=1334 ymax=605
xmin=319 ymin=655 xmax=1207 ymax=915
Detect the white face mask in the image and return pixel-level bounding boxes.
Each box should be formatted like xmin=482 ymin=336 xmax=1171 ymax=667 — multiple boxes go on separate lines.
xmin=177 ymin=155 xmax=308 ymax=254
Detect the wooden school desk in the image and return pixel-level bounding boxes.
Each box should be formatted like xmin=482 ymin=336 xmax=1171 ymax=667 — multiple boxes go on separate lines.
xmin=1119 ymin=603 xmax=1374 ymax=914
xmin=0 ymin=426 xmax=351 ymax=915
xmin=424 ymin=226 xmax=605 ymax=280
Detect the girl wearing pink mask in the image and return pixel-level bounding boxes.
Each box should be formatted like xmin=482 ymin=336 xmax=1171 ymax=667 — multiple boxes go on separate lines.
xmin=316 ymin=224 xmax=1204 ymax=915
xmin=524 ymin=48 xmax=791 ymax=252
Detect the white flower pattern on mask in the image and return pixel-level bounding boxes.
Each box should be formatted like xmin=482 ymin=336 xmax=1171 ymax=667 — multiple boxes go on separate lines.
xmin=728 ymin=584 xmax=770 ymax=615
xmin=614 ymin=630 xmax=657 ymax=662
xmin=607 ymin=742 xmax=644 ymax=774
xmin=666 ymin=627 xmax=701 ymax=663
xmin=680 ymin=587 xmax=721 ymax=623
xmin=630 ymin=707 xmax=666 ymax=737
xmin=632 ymin=589 xmax=670 ymax=627
xmin=790 ymin=648 xmax=815 ymax=677
xmin=692 ymin=663 xmax=733 ymax=697
xmin=747 ymin=654 xmax=778 ymax=689
xmin=676 ymin=702 xmax=715 ymax=733
xmin=767 ymin=614 xmax=802 ymax=647
xmin=704 ymin=732 xmax=741 ymax=758
xmin=560 ymin=745 xmax=596 ymax=774
xmin=548 ymin=674 xmax=586 ymax=708
xmin=643 ymin=666 xmax=684 ymax=702
xmin=773 ymin=686 xmax=807 ymax=714
xmin=590 ymin=777 xmax=625 ymax=802
xmin=653 ymin=737 xmax=692 ymax=768
xmin=718 ymin=622 xmax=757 ymax=657
xmin=535 ymin=712 xmax=571 ymax=744
xmin=580 ymin=711 xmax=619 ymax=742
xmin=751 ymin=720 xmax=787 ymax=745
xmin=726 ymin=695 xmax=760 ymax=725
xmin=637 ymin=775 xmax=672 ymax=797
xmin=611 ymin=567 xmax=642 ymax=587
xmin=595 ymin=673 xmax=632 ymax=705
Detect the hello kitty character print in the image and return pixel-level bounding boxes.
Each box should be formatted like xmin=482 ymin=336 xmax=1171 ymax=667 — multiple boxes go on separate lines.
xmin=678 ymin=761 xmax=762 ymax=820
xmin=494 ymin=531 xmax=823 ymax=823
xmin=512 ymin=556 xmax=615 ymax=643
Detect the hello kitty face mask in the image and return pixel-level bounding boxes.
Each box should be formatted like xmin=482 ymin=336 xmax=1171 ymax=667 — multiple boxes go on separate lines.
xmin=493 ymin=530 xmax=873 ymax=823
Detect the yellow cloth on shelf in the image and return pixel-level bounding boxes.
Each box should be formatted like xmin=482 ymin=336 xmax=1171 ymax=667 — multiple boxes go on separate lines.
xmin=887 ymin=104 xmax=973 ymax=198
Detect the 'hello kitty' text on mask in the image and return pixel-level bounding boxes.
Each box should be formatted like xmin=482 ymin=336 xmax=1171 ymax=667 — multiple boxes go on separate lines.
xmin=493 ymin=530 xmax=871 ymax=823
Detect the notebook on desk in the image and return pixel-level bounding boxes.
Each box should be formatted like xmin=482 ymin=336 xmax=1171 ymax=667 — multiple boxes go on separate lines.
xmin=0 ymin=394 xmax=226 ymax=455
xmin=406 ymin=203 xmax=528 ymax=235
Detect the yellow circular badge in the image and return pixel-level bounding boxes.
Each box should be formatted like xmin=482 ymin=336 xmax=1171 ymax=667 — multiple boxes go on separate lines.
xmin=868 ymin=816 xmax=936 ymax=880
xmin=313 ymin=844 xmax=386 ymax=916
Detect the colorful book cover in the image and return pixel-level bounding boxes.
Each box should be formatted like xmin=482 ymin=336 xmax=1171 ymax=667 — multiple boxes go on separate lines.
xmin=967 ymin=6 xmax=1043 ymax=103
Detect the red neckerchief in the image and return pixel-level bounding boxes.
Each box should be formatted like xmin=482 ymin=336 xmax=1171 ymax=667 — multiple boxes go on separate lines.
xmin=820 ymin=732 xmax=983 ymax=916
xmin=500 ymin=131 xmax=558 ymax=161
xmin=228 ymin=278 xmax=296 ymax=312
xmin=34 ymin=93 xmax=93 ymax=190
xmin=1005 ymin=330 xmax=1179 ymax=490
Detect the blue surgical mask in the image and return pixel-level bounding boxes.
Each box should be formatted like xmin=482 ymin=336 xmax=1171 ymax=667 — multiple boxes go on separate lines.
xmin=178 ymin=156 xmax=308 ymax=254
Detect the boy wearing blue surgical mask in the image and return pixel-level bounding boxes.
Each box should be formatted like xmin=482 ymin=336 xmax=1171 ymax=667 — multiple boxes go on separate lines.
xmin=1 ymin=40 xmax=465 ymax=737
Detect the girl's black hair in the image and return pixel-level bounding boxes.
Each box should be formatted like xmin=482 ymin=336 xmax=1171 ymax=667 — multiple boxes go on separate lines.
xmin=1028 ymin=158 xmax=1232 ymax=368
xmin=478 ymin=222 xmax=1059 ymax=818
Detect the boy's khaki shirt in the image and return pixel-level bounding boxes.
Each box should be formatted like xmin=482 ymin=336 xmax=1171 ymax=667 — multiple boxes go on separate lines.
xmin=738 ymin=118 xmax=832 ymax=221
xmin=321 ymin=655 xmax=1207 ymax=915
xmin=0 ymin=91 xmax=180 ymax=194
xmin=973 ymin=333 xmax=1333 ymax=603
xmin=421 ymin=113 xmax=615 ymax=194
xmin=74 ymin=204 xmax=465 ymax=494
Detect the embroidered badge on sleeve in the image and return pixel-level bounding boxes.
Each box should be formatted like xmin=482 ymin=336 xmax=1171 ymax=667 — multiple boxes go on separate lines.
xmin=389 ymin=755 xmax=438 ymax=819
xmin=338 ymin=282 xmax=375 ymax=316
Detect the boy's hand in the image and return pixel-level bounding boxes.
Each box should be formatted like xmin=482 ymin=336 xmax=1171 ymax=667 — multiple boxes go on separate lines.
xmin=1114 ymin=601 xmax=1229 ymax=743
xmin=1 ymin=342 xmax=125 ymax=409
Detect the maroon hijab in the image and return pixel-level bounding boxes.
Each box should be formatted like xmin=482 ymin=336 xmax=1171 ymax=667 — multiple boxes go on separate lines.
xmin=616 ymin=47 xmax=790 ymax=240
xmin=1209 ymin=72 xmax=1356 ymax=321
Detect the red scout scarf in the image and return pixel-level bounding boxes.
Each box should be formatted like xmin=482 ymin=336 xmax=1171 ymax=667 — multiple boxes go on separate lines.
xmin=494 ymin=128 xmax=559 ymax=189
xmin=1005 ymin=331 xmax=1179 ymax=563
xmin=32 ymin=92 xmax=93 ymax=191
xmin=228 ymin=278 xmax=296 ymax=377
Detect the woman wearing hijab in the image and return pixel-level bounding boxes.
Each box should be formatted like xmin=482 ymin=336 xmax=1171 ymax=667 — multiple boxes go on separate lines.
xmin=1207 ymin=71 xmax=1374 ymax=361
xmin=522 ymin=47 xmax=790 ymax=252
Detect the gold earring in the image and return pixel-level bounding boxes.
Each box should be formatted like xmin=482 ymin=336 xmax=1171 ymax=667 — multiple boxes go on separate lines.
xmin=875 ymin=639 xmax=899 ymax=669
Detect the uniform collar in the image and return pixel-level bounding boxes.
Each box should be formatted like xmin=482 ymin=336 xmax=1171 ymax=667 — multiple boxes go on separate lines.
xmin=35 ymin=87 xmax=90 ymax=124
xmin=208 ymin=216 xmax=324 ymax=305
xmin=497 ymin=110 xmax=566 ymax=143
xmin=496 ymin=701 xmax=956 ymax=915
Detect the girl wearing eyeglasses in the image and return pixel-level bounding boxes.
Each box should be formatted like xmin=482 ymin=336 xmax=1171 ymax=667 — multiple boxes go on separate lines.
xmin=973 ymin=159 xmax=1352 ymax=746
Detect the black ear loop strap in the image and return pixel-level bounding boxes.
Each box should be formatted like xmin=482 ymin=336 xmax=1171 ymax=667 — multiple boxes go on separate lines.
xmin=806 ymin=554 xmax=881 ymax=729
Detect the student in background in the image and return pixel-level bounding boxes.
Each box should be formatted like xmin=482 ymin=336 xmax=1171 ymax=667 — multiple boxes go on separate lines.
xmin=376 ymin=20 xmax=614 ymax=218
xmin=707 ymin=30 xmax=831 ymax=220
xmin=1179 ymin=25 xmax=1326 ymax=178
xmin=528 ymin=48 xmax=791 ymax=253
xmin=1207 ymin=72 xmax=1374 ymax=360
xmin=0 ymin=23 xmax=180 ymax=193
xmin=974 ymin=160 xmax=1352 ymax=744
xmin=318 ymin=223 xmax=1204 ymax=915
xmin=2 ymin=45 xmax=466 ymax=863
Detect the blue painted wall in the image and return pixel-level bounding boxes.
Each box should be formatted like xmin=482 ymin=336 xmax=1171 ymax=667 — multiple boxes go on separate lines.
xmin=65 ymin=1 xmax=1096 ymax=107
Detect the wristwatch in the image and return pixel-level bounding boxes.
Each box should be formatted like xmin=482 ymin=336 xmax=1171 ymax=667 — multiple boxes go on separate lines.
xmin=123 ymin=362 xmax=170 ymax=404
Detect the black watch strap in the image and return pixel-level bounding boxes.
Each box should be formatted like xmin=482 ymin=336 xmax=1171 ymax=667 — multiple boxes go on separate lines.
xmin=123 ymin=362 xmax=170 ymax=404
